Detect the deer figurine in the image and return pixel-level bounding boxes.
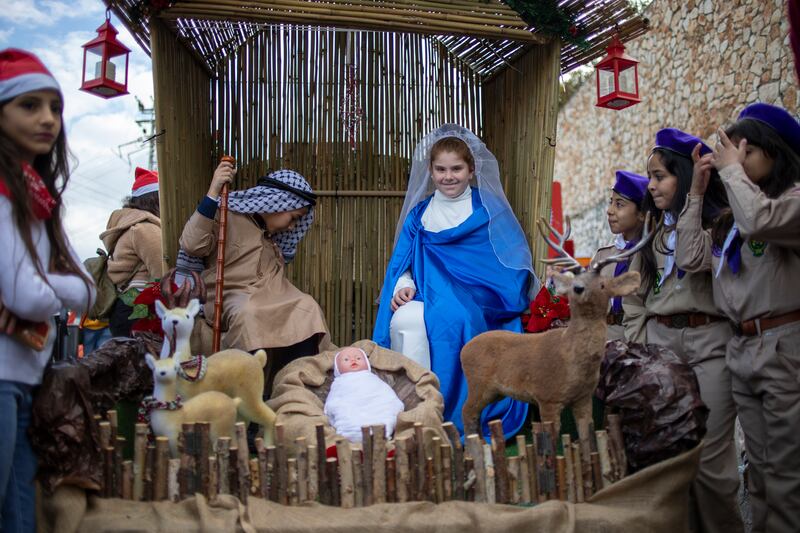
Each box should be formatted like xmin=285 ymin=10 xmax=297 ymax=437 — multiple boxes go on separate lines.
xmin=460 ymin=215 xmax=656 ymax=438
xmin=144 ymin=353 xmax=240 ymax=457
xmin=155 ymin=270 xmax=277 ymax=445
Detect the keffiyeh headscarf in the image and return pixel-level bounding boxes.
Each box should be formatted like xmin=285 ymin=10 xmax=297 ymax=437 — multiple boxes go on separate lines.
xmin=176 ymin=169 xmax=316 ymax=278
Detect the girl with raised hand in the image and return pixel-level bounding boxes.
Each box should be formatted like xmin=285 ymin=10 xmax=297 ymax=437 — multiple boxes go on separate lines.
xmin=676 ymin=103 xmax=800 ymax=533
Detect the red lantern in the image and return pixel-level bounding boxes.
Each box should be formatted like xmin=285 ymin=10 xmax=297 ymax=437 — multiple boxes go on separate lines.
xmin=595 ymin=35 xmax=640 ymax=110
xmin=80 ymin=10 xmax=130 ymax=99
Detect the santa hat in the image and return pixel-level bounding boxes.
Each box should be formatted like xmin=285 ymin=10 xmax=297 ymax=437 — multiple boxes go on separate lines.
xmin=132 ymin=167 xmax=159 ymax=197
xmin=0 ymin=48 xmax=61 ymax=102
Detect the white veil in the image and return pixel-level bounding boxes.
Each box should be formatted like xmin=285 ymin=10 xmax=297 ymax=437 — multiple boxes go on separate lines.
xmin=394 ymin=124 xmax=537 ymax=281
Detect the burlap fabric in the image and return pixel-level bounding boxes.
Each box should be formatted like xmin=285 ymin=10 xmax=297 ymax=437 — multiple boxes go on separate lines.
xmin=39 ymin=444 xmax=700 ymax=533
xmin=266 ymin=340 xmax=448 ymax=450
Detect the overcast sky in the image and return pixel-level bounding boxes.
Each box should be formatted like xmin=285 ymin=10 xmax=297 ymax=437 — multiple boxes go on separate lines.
xmin=3 ymin=0 xmax=156 ymax=260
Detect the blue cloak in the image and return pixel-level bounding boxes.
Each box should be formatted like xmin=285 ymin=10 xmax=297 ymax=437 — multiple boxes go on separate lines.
xmin=373 ymin=188 xmax=530 ymax=440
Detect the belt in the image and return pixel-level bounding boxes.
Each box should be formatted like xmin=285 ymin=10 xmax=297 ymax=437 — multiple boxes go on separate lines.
xmin=654 ymin=312 xmax=724 ymax=329
xmin=606 ymin=312 xmax=624 ymax=326
xmin=738 ymin=309 xmax=800 ymax=336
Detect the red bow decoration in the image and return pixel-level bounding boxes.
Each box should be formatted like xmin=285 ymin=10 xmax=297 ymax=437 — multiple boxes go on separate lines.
xmin=523 ymin=285 xmax=570 ymax=333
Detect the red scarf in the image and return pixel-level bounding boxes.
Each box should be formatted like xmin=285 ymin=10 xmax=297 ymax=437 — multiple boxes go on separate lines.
xmin=0 ymin=162 xmax=56 ymax=220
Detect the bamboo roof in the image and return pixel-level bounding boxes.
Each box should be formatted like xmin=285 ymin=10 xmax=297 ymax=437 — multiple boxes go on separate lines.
xmin=109 ymin=0 xmax=648 ymax=77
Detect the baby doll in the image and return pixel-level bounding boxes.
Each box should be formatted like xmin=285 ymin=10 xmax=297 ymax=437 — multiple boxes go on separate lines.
xmin=323 ymin=347 xmax=404 ymax=443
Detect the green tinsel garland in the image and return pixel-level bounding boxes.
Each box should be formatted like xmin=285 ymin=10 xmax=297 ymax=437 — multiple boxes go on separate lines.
xmin=505 ymin=0 xmax=590 ymax=49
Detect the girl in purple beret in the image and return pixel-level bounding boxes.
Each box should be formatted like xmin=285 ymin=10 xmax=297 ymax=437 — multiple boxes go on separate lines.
xmin=676 ymin=103 xmax=800 ymax=533
xmin=639 ymin=127 xmax=743 ymax=533
xmin=590 ymin=170 xmax=649 ymax=343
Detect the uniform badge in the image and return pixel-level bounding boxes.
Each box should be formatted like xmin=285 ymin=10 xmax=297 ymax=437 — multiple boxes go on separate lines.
xmin=747 ymin=240 xmax=767 ymax=257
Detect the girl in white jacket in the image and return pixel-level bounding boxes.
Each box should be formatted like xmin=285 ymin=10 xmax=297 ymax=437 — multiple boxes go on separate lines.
xmin=0 ymin=48 xmax=94 ymax=532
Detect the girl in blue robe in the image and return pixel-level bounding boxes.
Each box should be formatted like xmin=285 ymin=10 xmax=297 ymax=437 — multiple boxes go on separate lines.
xmin=373 ymin=124 xmax=540 ymax=440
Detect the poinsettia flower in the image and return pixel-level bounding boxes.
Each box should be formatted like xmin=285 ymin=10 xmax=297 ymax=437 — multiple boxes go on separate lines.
xmin=131 ymin=317 xmax=163 ymax=335
xmin=525 ymin=286 xmax=570 ymax=333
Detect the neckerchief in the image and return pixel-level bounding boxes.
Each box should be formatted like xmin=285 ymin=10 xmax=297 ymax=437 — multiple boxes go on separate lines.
xmin=0 ymin=162 xmax=56 ymax=220
xmin=611 ymin=235 xmax=638 ymax=314
xmin=714 ymin=222 xmax=743 ymax=277
xmin=659 ymin=213 xmax=685 ymax=287
xmin=137 ymin=394 xmax=184 ymax=442
xmin=176 ymin=355 xmax=208 ymax=382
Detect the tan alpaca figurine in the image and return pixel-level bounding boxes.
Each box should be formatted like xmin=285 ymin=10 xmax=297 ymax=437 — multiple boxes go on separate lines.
xmin=461 ymin=216 xmax=655 ymax=438
xmin=144 ymin=354 xmax=240 ymax=457
xmin=155 ymin=298 xmax=278 ymax=445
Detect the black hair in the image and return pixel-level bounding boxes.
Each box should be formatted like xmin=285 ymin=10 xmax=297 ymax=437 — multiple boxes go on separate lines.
xmin=639 ymin=148 xmax=729 ymax=292
xmin=711 ymin=118 xmax=800 ymax=246
xmin=123 ymin=191 xmax=160 ymax=218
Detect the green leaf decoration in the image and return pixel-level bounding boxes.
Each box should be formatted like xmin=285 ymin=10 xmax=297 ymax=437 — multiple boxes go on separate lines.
xmin=505 ymin=0 xmax=590 ymax=49
xmin=128 ymin=303 xmax=151 ymax=320
xmin=119 ymin=287 xmax=141 ymax=307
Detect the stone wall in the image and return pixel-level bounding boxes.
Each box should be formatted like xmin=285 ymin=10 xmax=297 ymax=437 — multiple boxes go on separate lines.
xmin=554 ymin=0 xmax=797 ymax=257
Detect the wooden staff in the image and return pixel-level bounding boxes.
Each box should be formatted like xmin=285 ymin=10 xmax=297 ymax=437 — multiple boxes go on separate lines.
xmin=212 ymin=155 xmax=236 ymax=352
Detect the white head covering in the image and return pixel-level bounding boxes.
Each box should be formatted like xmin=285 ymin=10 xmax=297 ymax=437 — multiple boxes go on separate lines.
xmin=333 ymin=347 xmax=370 ymax=377
xmin=395 ymin=124 xmax=536 ymax=278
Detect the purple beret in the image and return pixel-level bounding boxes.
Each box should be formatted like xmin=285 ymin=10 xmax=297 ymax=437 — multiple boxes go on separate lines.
xmin=738 ymin=103 xmax=800 ymax=153
xmin=653 ymin=128 xmax=711 ymax=158
xmin=613 ymin=170 xmax=649 ymax=206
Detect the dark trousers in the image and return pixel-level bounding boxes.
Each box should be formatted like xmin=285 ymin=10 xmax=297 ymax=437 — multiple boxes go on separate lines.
xmin=261 ymin=335 xmax=321 ymax=401
xmin=108 ymin=298 xmax=136 ymax=338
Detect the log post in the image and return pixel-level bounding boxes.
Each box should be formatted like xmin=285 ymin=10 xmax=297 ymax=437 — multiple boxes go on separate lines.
xmin=256 ymin=439 xmax=268 ymax=499
xmin=216 ymin=436 xmax=231 ymax=495
xmin=483 ymin=444 xmax=496 ymax=504
xmin=122 ymin=460 xmax=133 ymax=500
xmin=394 ymin=436 xmax=411 ymax=503
xmin=154 ymin=437 xmax=169 ymax=501
xmin=576 ymin=418 xmax=594 ymax=499
xmin=464 ymin=434 xmax=486 ymax=503
xmin=507 ymin=455 xmax=521 ymax=504
xmin=562 ymin=434 xmax=576 ymax=503
xmin=276 ymin=424 xmax=288 ymax=505
xmin=336 ymin=438 xmax=355 ymax=508
xmin=352 ymin=444 xmax=363 ymax=507
xmin=228 ymin=446 xmax=240 ymax=500
xmin=235 ymin=422 xmax=250 ymax=502
xmin=267 ymin=446 xmax=278 ymax=502
xmin=432 ymin=436 xmax=443 ymax=503
xmin=114 ymin=436 xmax=125 ymax=498
xmin=287 ymin=458 xmax=299 ymax=506
xmin=607 ymin=414 xmax=627 ymax=478
xmin=316 ymin=424 xmax=329 ymax=505
xmin=571 ymin=442 xmax=584 ymax=503
xmin=442 ymin=422 xmax=464 ymax=500
xmin=250 ymin=458 xmax=260 ymax=497
xmin=386 ymin=457 xmax=396 ymax=503
xmin=326 ymin=457 xmax=340 ymax=507
xmin=488 ymin=420 xmax=509 ymax=504
xmin=372 ymin=424 xmax=387 ymax=504
xmin=596 ymin=430 xmax=613 ymax=489
xmin=133 ymin=423 xmax=148 ymax=500
xmin=307 ymin=444 xmax=319 ymax=502
xmin=542 ymin=421 xmax=557 ymax=500
xmin=144 ymin=444 xmax=155 ymax=501
xmin=197 ymin=422 xmax=210 ymax=498
xmin=413 ymin=423 xmax=426 ymax=501
xmin=102 ymin=446 xmax=114 ymax=498
xmin=295 ymin=437 xmax=308 ymax=502
xmin=179 ymin=424 xmax=196 ymax=499
xmin=99 ymin=421 xmax=112 ymax=449
xmin=556 ymin=456 xmax=567 ymax=501
xmin=361 ymin=426 xmax=373 ymax=506
xmin=516 ymin=435 xmax=531 ymax=504
xmin=167 ymin=458 xmax=180 ymax=502
xmin=208 ymin=457 xmax=218 ymax=500
xmin=107 ymin=410 xmax=118 ymax=443
xmin=441 ymin=443 xmax=452 ymax=502
xmin=525 ymin=442 xmax=538 ymax=503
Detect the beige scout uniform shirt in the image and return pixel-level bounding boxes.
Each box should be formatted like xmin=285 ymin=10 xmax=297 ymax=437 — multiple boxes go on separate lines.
xmin=590 ymin=244 xmax=647 ymax=343
xmin=100 ymin=208 xmax=163 ymax=291
xmin=180 ymin=210 xmax=330 ymax=352
xmin=676 ymin=164 xmax=800 ymax=323
xmin=643 ymin=223 xmax=720 ymax=318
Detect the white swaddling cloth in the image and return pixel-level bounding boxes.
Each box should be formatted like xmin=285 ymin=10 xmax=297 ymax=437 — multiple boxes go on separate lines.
xmin=323 ymin=348 xmax=405 ymax=443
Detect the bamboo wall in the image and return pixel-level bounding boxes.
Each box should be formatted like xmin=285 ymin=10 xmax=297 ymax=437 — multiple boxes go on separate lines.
xmin=482 ymin=40 xmax=562 ymax=273
xmin=211 ymin=28 xmax=482 ymax=345
xmin=151 ymin=19 xmax=214 ymax=268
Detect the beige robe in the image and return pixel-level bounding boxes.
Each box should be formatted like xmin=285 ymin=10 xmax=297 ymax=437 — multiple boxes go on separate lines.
xmin=590 ymin=245 xmax=647 ymax=343
xmin=100 ymin=208 xmax=163 ymax=291
xmin=180 ymin=210 xmax=329 ymax=351
xmin=676 ymin=164 xmax=800 ymax=533
xmin=642 ymin=217 xmax=742 ymax=533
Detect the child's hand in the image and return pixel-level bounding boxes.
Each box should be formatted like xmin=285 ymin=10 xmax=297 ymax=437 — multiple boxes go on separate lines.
xmin=0 ymin=302 xmax=17 ymax=335
xmin=690 ymin=142 xmax=713 ymax=196
xmin=712 ymin=128 xmax=746 ymax=171
xmin=391 ymin=287 xmax=415 ymax=311
xmin=207 ymin=161 xmax=236 ymax=199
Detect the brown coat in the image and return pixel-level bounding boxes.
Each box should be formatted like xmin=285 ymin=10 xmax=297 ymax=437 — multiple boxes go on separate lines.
xmin=100 ymin=208 xmax=163 ymax=290
xmin=179 ymin=210 xmax=329 ymax=351
xmin=591 ymin=245 xmax=647 ymax=343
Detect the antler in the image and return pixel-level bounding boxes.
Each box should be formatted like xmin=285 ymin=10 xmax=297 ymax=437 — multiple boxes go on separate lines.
xmin=591 ymin=214 xmax=661 ymax=272
xmin=536 ymin=216 xmax=583 ymax=273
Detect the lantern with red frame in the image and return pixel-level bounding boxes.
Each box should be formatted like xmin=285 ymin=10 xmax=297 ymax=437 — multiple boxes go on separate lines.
xmin=80 ymin=10 xmax=130 ymax=99
xmin=595 ymin=35 xmax=640 ymax=110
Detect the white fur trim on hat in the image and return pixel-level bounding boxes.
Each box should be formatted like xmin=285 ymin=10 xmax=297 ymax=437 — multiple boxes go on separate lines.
xmin=131 ymin=182 xmax=159 ymax=197
xmin=0 ymin=72 xmax=61 ymax=102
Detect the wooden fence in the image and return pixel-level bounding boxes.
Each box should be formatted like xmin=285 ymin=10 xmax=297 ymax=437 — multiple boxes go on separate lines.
xmin=95 ymin=412 xmax=628 ymax=507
